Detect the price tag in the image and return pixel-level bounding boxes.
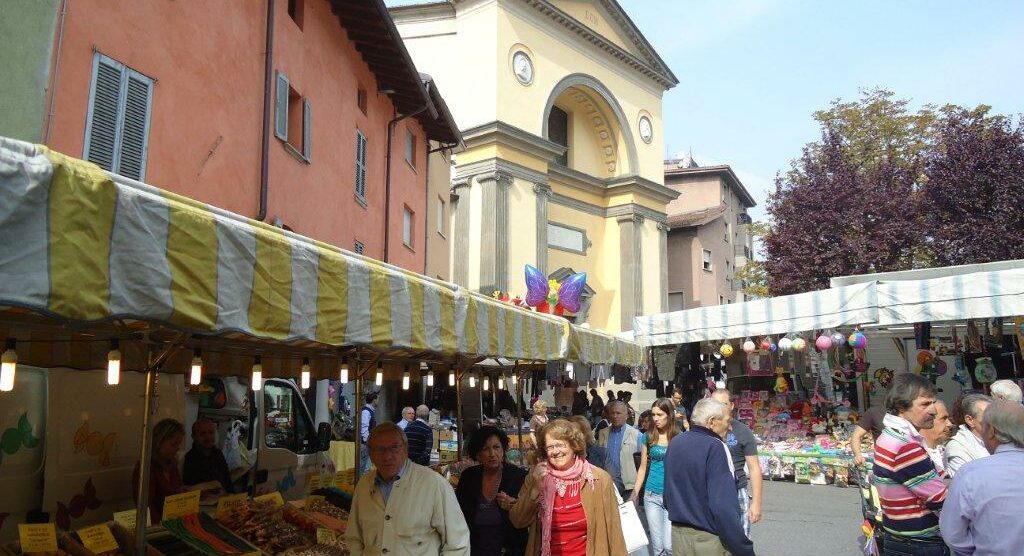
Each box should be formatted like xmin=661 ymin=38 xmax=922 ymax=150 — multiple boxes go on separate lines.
xmin=77 ymin=524 xmax=119 ymax=554
xmin=18 ymin=523 xmax=58 ymax=553
xmin=307 ymin=474 xmax=321 ymax=493
xmin=320 ymin=473 xmax=337 ymax=489
xmin=162 ymin=490 xmax=201 ymax=520
xmin=316 ymin=527 xmax=337 ymax=543
xmin=254 ymin=491 xmax=285 ymax=507
xmin=217 ymin=493 xmax=248 ymax=516
xmin=113 ymin=508 xmax=149 ymax=531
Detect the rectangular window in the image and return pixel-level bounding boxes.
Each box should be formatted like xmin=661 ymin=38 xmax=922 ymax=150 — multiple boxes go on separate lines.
xmin=263 ymin=381 xmax=314 ymax=453
xmin=725 ymin=222 xmax=731 ymax=243
xmin=436 ymin=196 xmax=445 ymax=236
xmin=354 ymin=240 xmax=365 ymax=255
xmin=274 ymin=71 xmax=311 ymax=161
xmin=357 ymin=88 xmax=367 ymax=115
xmin=702 ymin=249 xmax=713 ymax=271
xmin=719 ymin=295 xmax=725 ymax=305
xmin=404 ymin=128 xmax=416 ymax=167
xmin=548 ymin=106 xmax=569 ymax=166
xmin=725 ymin=260 xmax=731 ymax=278
xmin=84 ymin=53 xmax=154 ymax=181
xmin=403 ymin=207 xmax=414 ymax=248
xmin=354 ymin=130 xmax=367 ymax=201
xmin=548 ymin=222 xmax=586 ymax=254
xmin=287 ymin=0 xmax=304 ymax=29
xmin=668 ymin=292 xmax=684 ymax=312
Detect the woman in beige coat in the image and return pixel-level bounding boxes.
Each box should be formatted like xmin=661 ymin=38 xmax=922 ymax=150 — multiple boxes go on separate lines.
xmin=507 ymin=419 xmax=626 ymax=556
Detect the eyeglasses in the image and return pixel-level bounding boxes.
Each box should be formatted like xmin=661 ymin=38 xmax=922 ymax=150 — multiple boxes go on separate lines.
xmin=545 ymin=442 xmax=570 ymax=453
xmin=369 ymin=444 xmax=405 ymax=456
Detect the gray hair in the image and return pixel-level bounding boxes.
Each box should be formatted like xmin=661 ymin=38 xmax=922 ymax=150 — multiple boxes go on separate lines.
xmin=415 ymin=404 xmax=430 ymax=419
xmin=962 ymin=394 xmax=993 ymax=421
xmin=691 ymin=398 xmax=728 ymax=427
xmin=367 ymin=422 xmax=407 ymax=448
xmin=885 ymin=373 xmax=938 ymax=415
xmin=991 ymin=380 xmax=1023 ymax=403
xmin=982 ymin=401 xmax=1024 ymax=449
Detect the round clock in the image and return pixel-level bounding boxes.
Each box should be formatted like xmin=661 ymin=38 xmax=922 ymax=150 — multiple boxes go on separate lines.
xmin=512 ymin=51 xmax=534 ymax=85
xmin=638 ymin=115 xmax=653 ymax=144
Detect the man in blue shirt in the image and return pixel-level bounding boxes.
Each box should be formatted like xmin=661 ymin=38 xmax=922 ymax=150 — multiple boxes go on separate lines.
xmin=597 ymin=400 xmax=641 ymax=497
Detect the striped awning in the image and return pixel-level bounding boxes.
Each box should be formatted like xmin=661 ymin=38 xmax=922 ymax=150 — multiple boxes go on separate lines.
xmin=567 ymin=325 xmax=644 ymax=367
xmin=0 ymin=138 xmax=625 ymax=375
xmin=876 ymin=268 xmax=1024 ymax=326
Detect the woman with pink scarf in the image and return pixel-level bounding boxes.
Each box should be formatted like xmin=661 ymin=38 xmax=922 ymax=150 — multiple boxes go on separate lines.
xmin=509 ymin=419 xmax=627 ymax=556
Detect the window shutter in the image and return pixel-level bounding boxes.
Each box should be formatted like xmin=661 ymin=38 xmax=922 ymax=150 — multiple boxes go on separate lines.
xmin=355 ymin=131 xmax=366 ymax=199
xmin=302 ymin=98 xmax=312 ymax=161
xmin=117 ymin=71 xmax=153 ymax=180
xmin=85 ymin=58 xmax=123 ymax=172
xmin=275 ymin=71 xmax=289 ymax=141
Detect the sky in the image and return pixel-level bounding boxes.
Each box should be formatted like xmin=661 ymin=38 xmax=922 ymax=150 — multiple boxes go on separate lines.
xmin=622 ymin=0 xmax=1024 ymax=220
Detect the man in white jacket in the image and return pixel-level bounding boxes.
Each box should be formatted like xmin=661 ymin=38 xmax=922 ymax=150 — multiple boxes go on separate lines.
xmin=347 ymin=423 xmax=469 ymax=556
xmin=945 ymin=393 xmax=993 ymax=478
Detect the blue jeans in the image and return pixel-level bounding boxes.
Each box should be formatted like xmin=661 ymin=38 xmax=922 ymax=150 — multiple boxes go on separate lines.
xmin=881 ymin=532 xmax=950 ymax=556
xmin=643 ymin=491 xmax=672 ymax=556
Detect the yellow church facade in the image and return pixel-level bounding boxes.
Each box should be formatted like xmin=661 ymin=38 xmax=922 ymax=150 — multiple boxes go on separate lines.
xmin=388 ymin=0 xmax=678 ymax=332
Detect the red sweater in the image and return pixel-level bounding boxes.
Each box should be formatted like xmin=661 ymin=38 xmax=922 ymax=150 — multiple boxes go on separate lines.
xmin=550 ymin=489 xmax=587 ymax=556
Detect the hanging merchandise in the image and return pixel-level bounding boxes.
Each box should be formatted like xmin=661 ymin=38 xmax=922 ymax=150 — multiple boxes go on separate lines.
xmin=774 ymin=366 xmax=790 ymax=393
xmin=873 ymin=368 xmax=894 ymax=389
xmin=743 ymin=338 xmax=756 ymax=353
xmin=792 ymin=337 xmax=808 ymax=352
xmin=760 ymin=338 xmax=773 ymax=351
xmin=914 ymin=322 xmax=932 ymax=350
xmin=720 ymin=343 xmax=734 ymax=357
xmin=778 ymin=337 xmax=793 ymax=352
xmin=769 ymin=341 xmax=778 ymax=353
xmin=848 ymin=331 xmax=867 ymax=349
xmin=974 ymin=357 xmax=997 ymax=383
xmin=816 ymin=333 xmax=833 ymax=351
xmin=952 ymin=355 xmax=970 ymax=386
xmin=831 ymin=332 xmax=847 ymax=348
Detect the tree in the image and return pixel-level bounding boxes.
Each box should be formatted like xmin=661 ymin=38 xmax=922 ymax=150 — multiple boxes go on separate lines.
xmin=920 ymin=106 xmax=1024 ymax=265
xmin=735 ymin=221 xmax=770 ymax=298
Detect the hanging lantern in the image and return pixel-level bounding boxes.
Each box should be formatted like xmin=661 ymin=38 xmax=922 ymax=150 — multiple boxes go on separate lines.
xmin=760 ymin=338 xmax=772 ymax=351
xmin=848 ymin=331 xmax=867 ymax=349
xmin=742 ymin=338 xmax=756 ymax=353
xmin=107 ymin=339 xmax=121 ymax=386
xmin=375 ymin=362 xmax=383 ymax=386
xmin=769 ymin=342 xmax=778 ymax=353
xmin=816 ymin=334 xmax=833 ymax=351
xmin=778 ymin=337 xmax=793 ymax=351
xmin=339 ymin=358 xmax=349 ymax=384
xmin=0 ymin=339 xmax=17 ymax=392
xmin=251 ymin=355 xmax=263 ymax=391
xmin=448 ymin=366 xmax=456 ymax=386
xmin=719 ymin=343 xmax=734 ymax=357
xmin=831 ymin=332 xmax=846 ymax=347
xmin=300 ymin=358 xmax=312 ymax=389
xmin=792 ymin=337 xmax=807 ymax=352
xmin=426 ymin=369 xmax=434 ymax=387
xmin=190 ymin=349 xmax=203 ymax=386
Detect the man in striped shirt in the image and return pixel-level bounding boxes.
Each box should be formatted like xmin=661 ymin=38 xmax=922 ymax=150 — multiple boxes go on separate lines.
xmin=872 ymin=373 xmax=949 ymax=555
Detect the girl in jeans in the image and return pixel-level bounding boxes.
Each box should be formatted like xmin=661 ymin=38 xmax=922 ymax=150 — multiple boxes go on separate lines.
xmin=631 ymin=398 xmax=677 ymax=555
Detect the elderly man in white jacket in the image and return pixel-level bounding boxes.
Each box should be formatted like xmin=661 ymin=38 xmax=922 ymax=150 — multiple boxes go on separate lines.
xmin=945 ymin=393 xmax=993 ymax=478
xmin=347 ymin=422 xmax=469 ymax=556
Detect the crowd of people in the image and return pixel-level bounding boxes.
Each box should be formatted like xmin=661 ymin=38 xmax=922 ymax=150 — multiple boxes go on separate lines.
xmin=347 ymin=387 xmax=764 ymax=556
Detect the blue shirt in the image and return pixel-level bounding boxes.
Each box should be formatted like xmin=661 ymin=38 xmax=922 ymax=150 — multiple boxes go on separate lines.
xmin=606 ymin=426 xmax=625 ymax=481
xmin=940 ymin=444 xmax=1024 ymax=555
xmin=638 ymin=433 xmax=667 ymax=494
xmin=374 ymin=459 xmax=410 ymax=504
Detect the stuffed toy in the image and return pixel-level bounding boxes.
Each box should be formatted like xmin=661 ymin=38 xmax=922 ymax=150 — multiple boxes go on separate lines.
xmin=774 ymin=367 xmax=790 ymax=394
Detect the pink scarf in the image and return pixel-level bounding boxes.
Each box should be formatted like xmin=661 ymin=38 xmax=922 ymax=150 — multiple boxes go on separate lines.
xmin=538 ymin=456 xmax=596 ymax=556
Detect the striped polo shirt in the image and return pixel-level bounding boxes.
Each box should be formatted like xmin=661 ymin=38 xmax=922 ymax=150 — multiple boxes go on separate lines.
xmin=871 ymin=415 xmax=948 ymax=538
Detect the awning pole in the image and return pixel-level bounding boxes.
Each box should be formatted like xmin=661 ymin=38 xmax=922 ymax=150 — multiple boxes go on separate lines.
xmin=514 ymin=363 xmax=523 ymax=466
xmin=354 ymin=354 xmax=364 ymax=483
xmin=456 ymin=363 xmax=464 ymax=459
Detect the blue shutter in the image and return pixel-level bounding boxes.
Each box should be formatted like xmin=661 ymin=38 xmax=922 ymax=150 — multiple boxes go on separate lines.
xmin=275 ymin=71 xmax=289 ymax=141
xmin=84 ymin=56 xmax=124 ymax=172
xmin=302 ymin=98 xmax=312 ymax=161
xmin=117 ymin=71 xmax=153 ymax=180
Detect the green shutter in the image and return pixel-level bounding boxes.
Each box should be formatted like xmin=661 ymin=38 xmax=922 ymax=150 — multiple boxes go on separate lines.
xmin=275 ymin=71 xmax=289 ymax=141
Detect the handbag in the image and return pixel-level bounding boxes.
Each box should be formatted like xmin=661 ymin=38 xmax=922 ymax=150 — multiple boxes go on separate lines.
xmin=614 ymin=487 xmax=649 ymax=552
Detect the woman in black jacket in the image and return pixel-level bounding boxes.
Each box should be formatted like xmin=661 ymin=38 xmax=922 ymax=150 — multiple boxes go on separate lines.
xmin=455 ymin=426 xmax=528 ymax=556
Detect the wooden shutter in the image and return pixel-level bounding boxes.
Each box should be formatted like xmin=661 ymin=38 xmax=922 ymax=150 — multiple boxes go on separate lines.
xmin=275 ymin=71 xmax=289 ymax=141
xmin=302 ymin=98 xmax=312 ymax=160
xmin=355 ymin=131 xmax=367 ymax=199
xmin=117 ymin=71 xmax=153 ymax=180
xmin=84 ymin=57 xmax=123 ymax=172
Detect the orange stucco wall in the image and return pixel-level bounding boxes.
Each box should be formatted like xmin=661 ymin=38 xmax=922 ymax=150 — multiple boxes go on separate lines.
xmin=44 ymin=0 xmax=430 ymax=271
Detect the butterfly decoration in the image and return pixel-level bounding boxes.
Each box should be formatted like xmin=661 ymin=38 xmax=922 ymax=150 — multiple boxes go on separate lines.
xmin=523 ymin=265 xmax=587 ymax=315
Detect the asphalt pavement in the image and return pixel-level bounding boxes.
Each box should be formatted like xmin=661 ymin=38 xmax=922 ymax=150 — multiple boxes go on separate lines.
xmin=749 ymin=480 xmax=866 ymax=556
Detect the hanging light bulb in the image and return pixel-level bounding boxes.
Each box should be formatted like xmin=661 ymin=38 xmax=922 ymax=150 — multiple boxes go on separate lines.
xmin=426 ymin=368 xmax=434 ymax=387
xmin=469 ymin=373 xmax=476 ymax=388
xmin=566 ymin=361 xmax=575 ymax=380
xmin=448 ymin=366 xmax=456 ymax=386
xmin=402 ymin=365 xmax=411 ymax=390
xmin=107 ymin=339 xmax=121 ymax=386
xmin=301 ymin=357 xmax=311 ymax=389
xmin=339 ymin=357 xmax=349 ymax=384
xmin=189 ymin=348 xmax=203 ymax=386
xmin=375 ymin=362 xmax=383 ymax=386
xmin=483 ymin=375 xmax=490 ymax=391
xmin=0 ymin=339 xmax=17 ymax=392
xmin=497 ymin=375 xmax=505 ymax=390
xmin=510 ymin=373 xmax=517 ymax=387
xmin=251 ymin=355 xmax=263 ymax=391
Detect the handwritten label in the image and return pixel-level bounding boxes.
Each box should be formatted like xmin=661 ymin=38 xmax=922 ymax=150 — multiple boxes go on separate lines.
xmin=217 ymin=493 xmax=248 ymax=516
xmin=77 ymin=524 xmax=119 ymax=554
xmin=113 ymin=508 xmax=149 ymax=531
xmin=162 ymin=490 xmax=201 ymax=520
xmin=316 ymin=527 xmax=337 ymax=543
xmin=335 ymin=472 xmax=350 ymax=486
xmin=19 ymin=523 xmax=58 ymax=553
xmin=254 ymin=491 xmax=285 ymax=507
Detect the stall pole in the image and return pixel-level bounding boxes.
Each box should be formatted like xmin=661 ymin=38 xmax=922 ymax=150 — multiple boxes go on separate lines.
xmin=354 ymin=356 xmax=364 ymax=483
xmin=514 ymin=364 xmax=524 ymax=466
xmin=455 ymin=365 xmax=464 ymax=459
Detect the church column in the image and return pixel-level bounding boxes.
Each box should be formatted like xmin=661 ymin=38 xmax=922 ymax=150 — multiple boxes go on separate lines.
xmin=534 ymin=183 xmax=552 ymax=273
xmin=479 ymin=172 xmax=512 ymax=294
xmin=658 ymin=222 xmax=669 ymax=312
xmin=450 ymin=178 xmax=471 ymax=286
xmin=617 ymin=213 xmax=644 ymax=330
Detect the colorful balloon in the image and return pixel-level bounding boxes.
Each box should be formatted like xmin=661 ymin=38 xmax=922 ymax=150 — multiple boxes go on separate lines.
xmin=720 ymin=343 xmax=734 ymax=357
xmin=742 ymin=339 xmax=756 ymax=353
xmin=831 ymin=332 xmax=846 ymax=347
xmin=557 ymin=272 xmax=588 ymax=313
xmin=760 ymin=338 xmax=772 ymax=351
xmin=815 ymin=334 xmax=833 ymax=351
xmin=848 ymin=331 xmax=867 ymax=349
xmin=792 ymin=338 xmax=807 ymax=352
xmin=524 ymin=265 xmax=549 ymax=307
xmin=778 ymin=337 xmax=793 ymax=351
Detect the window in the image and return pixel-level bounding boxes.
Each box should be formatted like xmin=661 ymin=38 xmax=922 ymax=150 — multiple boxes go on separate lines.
xmin=548 ymin=106 xmax=569 ymax=166
xmin=404 ymin=128 xmax=417 ymax=168
xmin=263 ymin=381 xmax=315 ymax=453
xmin=436 ymin=196 xmax=446 ymax=236
xmin=548 ymin=223 xmax=587 ymax=254
xmin=354 ymin=240 xmax=365 ymax=255
xmin=354 ymin=130 xmax=367 ymax=201
xmin=725 ymin=260 xmax=732 ymax=279
xmin=702 ymin=249 xmax=713 ymax=271
xmin=725 ymin=222 xmax=731 ymax=243
xmin=668 ymin=292 xmax=685 ymax=312
xmin=403 ymin=206 xmax=414 ymax=248
xmin=287 ymin=0 xmax=304 ymax=29
xmin=274 ymin=71 xmax=311 ymax=161
xmin=719 ymin=295 xmax=725 ymax=305
xmin=84 ymin=53 xmax=154 ymax=181
xmin=357 ymin=87 xmax=367 ymax=115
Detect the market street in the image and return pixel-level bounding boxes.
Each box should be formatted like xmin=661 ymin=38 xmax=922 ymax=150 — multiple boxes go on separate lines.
xmin=750 ymin=481 xmax=864 ymax=556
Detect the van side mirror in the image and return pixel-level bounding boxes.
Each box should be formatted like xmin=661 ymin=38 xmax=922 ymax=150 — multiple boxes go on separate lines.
xmin=316 ymin=422 xmax=332 ymax=451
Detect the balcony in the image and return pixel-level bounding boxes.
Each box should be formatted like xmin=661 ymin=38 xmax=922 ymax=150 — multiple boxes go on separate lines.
xmin=734 ymin=245 xmax=752 ymax=259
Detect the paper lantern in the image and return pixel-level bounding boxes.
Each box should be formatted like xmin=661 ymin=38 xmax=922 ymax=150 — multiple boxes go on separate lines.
xmin=815 ymin=334 xmax=833 ymax=351
xmin=792 ymin=337 xmax=807 ymax=352
xmin=742 ymin=339 xmax=756 ymax=353
xmin=760 ymin=338 xmax=772 ymax=351
xmin=848 ymin=331 xmax=867 ymax=349
xmin=831 ymin=332 xmax=846 ymax=347
xmin=778 ymin=337 xmax=793 ymax=351
xmin=719 ymin=343 xmax=734 ymax=357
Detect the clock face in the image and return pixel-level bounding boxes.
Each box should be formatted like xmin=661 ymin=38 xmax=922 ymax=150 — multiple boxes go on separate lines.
xmin=638 ymin=115 xmax=653 ymax=143
xmin=512 ymin=51 xmax=533 ymax=85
